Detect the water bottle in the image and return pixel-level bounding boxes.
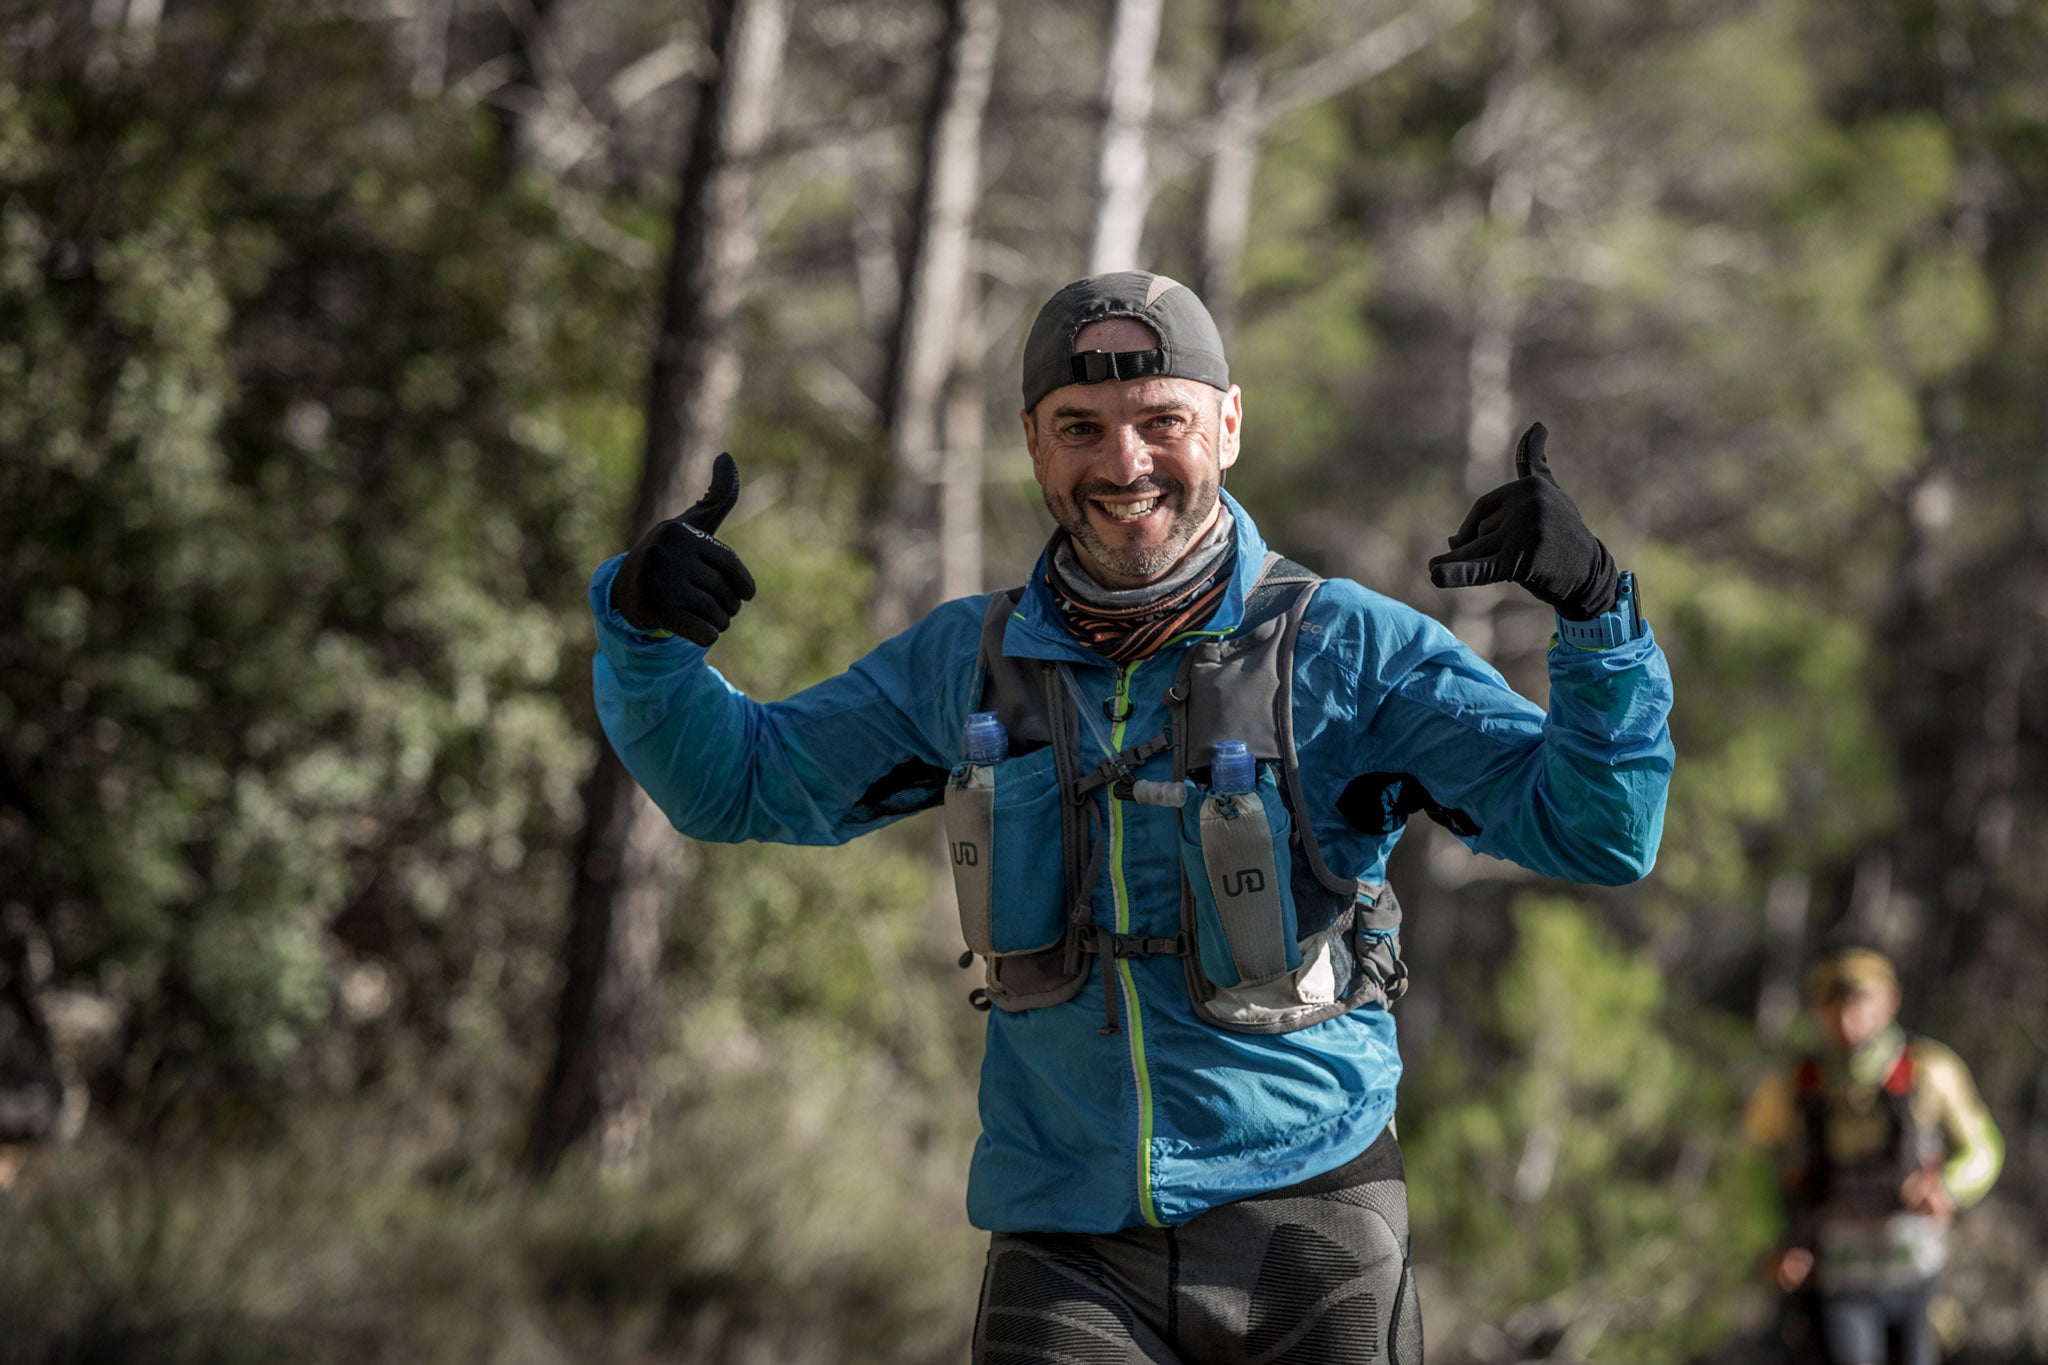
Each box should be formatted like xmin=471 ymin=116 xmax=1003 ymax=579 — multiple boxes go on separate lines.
xmin=1210 ymin=739 xmax=1255 ymax=795
xmin=948 ymin=712 xmax=1005 ymax=957
xmin=963 ymin=711 xmax=1009 ymax=765
xmin=1195 ymin=737 xmax=1290 ymax=985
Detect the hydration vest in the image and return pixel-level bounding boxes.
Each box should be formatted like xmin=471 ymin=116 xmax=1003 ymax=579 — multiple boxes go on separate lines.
xmin=942 ymin=553 xmax=1408 ymax=1035
xmin=1788 ymin=1042 xmax=1935 ymax=1218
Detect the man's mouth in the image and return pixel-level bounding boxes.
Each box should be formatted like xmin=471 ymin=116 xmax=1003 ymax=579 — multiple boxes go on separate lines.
xmin=1094 ymin=496 xmax=1160 ymax=522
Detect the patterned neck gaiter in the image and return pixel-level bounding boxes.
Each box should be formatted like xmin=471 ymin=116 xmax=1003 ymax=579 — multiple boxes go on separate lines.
xmin=1045 ymin=507 xmax=1237 ymax=664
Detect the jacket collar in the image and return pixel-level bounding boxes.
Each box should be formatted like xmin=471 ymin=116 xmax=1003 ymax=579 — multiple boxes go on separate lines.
xmin=1001 ymin=489 xmax=1269 ymax=664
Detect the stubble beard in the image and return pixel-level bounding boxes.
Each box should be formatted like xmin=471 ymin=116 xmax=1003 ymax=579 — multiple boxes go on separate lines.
xmin=1047 ymin=473 xmax=1221 ymax=585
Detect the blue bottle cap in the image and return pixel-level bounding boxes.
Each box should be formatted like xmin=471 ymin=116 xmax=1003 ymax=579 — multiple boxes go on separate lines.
xmin=1210 ymin=740 xmax=1255 ymax=795
xmin=963 ymin=711 xmax=1008 ymax=764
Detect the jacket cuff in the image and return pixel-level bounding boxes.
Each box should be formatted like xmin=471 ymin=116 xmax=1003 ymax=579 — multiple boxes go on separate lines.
xmin=590 ymin=556 xmax=691 ymax=651
xmin=1555 ymin=570 xmax=1642 ymax=652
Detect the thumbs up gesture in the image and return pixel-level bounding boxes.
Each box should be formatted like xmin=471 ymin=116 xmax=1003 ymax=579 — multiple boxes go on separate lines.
xmin=1427 ymin=422 xmax=1619 ymax=621
xmin=609 ymin=452 xmax=758 ymax=645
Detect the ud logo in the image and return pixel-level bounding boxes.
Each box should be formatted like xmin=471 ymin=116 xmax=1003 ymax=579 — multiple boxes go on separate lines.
xmin=951 ymin=841 xmax=979 ymax=867
xmin=1222 ymin=868 xmax=1265 ymax=897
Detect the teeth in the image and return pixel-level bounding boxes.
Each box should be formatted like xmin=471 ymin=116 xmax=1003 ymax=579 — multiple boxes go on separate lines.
xmin=1099 ymin=498 xmax=1159 ymax=521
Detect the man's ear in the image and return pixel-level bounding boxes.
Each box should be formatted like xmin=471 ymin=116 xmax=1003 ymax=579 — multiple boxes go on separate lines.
xmin=1216 ymin=386 xmax=1243 ymax=473
xmin=1020 ymin=407 xmax=1048 ymax=484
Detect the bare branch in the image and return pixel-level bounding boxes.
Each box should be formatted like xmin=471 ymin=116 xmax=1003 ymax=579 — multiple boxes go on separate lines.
xmin=1254 ymin=0 xmax=1479 ymax=130
xmin=598 ymin=37 xmax=710 ymax=120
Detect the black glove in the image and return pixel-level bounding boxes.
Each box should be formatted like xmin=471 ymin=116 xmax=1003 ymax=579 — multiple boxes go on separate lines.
xmin=1427 ymin=422 xmax=1618 ymax=621
xmin=609 ymin=452 xmax=758 ymax=646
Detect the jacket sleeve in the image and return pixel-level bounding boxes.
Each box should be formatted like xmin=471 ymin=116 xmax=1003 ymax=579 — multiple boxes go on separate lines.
xmin=588 ymin=555 xmax=985 ymax=845
xmin=1742 ymin=1069 xmax=1800 ymax=1150
xmin=1916 ymin=1039 xmax=2004 ymax=1207
xmin=1312 ymin=581 xmax=1674 ymax=885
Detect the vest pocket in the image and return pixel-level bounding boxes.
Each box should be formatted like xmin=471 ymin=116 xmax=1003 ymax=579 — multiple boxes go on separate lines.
xmin=945 ymin=747 xmax=1067 ymax=956
xmin=1179 ymin=764 xmax=1301 ymax=988
xmin=1351 ymin=884 xmax=1409 ymax=1005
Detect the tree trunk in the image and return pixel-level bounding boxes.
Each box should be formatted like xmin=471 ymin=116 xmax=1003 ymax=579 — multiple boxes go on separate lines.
xmin=1448 ymin=4 xmax=1547 ymax=658
xmin=1395 ymin=6 xmax=1549 ymax=1065
xmin=525 ymin=0 xmax=789 ymax=1178
xmin=1862 ymin=15 xmax=2021 ymax=1006
xmin=0 ymin=912 xmax=64 ymax=1153
xmin=1087 ymin=0 xmax=1162 ymax=276
xmin=871 ymin=0 xmax=999 ymax=635
xmin=410 ymin=0 xmax=451 ymax=97
xmin=1755 ymin=871 xmax=1811 ymax=1045
xmin=1195 ymin=0 xmax=1260 ymax=339
xmin=490 ymin=0 xmax=559 ymax=176
xmin=939 ymin=310 xmax=987 ymax=601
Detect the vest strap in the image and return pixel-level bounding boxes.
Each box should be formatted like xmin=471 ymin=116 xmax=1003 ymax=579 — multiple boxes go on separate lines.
xmin=1078 ymin=927 xmax=1189 ymax=959
xmin=963 ymin=554 xmax=1414 ymax=1034
xmin=1074 ymin=734 xmax=1174 ymax=801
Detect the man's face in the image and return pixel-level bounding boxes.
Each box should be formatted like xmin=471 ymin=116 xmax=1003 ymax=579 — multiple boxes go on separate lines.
xmin=1813 ymin=983 xmax=1900 ymax=1054
xmin=1021 ymin=317 xmax=1242 ymax=589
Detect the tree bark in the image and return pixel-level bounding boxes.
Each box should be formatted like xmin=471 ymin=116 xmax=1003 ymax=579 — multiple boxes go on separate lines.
xmin=871 ymin=0 xmax=999 ymax=635
xmin=1861 ymin=13 xmax=2024 ymax=1006
xmin=1755 ymin=871 xmax=1811 ymax=1045
xmin=526 ymin=0 xmax=789 ymax=1178
xmin=1449 ymin=4 xmax=1548 ymax=656
xmin=1088 ymin=0 xmax=1162 ymax=276
xmin=0 ymin=912 xmax=63 ymax=1151
xmin=1195 ymin=0 xmax=1260 ymax=339
xmin=939 ymin=310 xmax=987 ymax=601
xmin=410 ymin=0 xmax=451 ymax=97
xmin=489 ymin=0 xmax=558 ymax=175
xmin=1394 ymin=5 xmax=1550 ymax=1065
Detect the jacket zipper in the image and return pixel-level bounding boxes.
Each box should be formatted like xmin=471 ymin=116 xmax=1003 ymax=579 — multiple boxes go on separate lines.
xmin=1106 ymin=658 xmax=1164 ymax=1228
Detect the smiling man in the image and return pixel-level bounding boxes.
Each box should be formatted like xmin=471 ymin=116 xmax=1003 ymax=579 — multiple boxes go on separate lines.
xmin=1027 ymin=309 xmax=1238 ymax=586
xmin=591 ymin=271 xmax=1675 ymax=1363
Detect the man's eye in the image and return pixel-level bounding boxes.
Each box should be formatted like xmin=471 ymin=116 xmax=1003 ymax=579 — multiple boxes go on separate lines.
xmin=1063 ymin=424 xmax=1098 ymax=438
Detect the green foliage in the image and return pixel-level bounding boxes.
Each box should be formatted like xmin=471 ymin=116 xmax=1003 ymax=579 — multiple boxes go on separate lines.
xmin=1406 ymin=898 xmax=1779 ymax=1362
xmin=7 ymin=0 xmax=2048 ymax=1359
xmin=1636 ymin=544 xmax=1899 ymax=910
xmin=0 ymin=1048 xmax=982 ymax=1364
xmin=0 ymin=17 xmax=641 ymax=1108
xmin=1229 ymin=102 xmax=1383 ymax=489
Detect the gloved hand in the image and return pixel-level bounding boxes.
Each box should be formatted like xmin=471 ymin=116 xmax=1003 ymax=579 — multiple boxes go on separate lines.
xmin=609 ymin=452 xmax=757 ymax=646
xmin=1427 ymin=422 xmax=1618 ymax=621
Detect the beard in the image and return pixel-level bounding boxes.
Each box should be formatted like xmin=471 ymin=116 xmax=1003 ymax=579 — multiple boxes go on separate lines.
xmin=1043 ymin=472 xmax=1221 ymax=585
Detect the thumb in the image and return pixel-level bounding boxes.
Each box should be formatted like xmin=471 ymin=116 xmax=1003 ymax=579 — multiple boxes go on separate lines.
xmin=1514 ymin=422 xmax=1552 ymax=483
xmin=679 ymin=451 xmax=740 ymax=535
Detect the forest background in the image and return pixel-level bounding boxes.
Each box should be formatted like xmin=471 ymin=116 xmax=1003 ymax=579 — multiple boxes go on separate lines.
xmin=3 ymin=0 xmax=2046 ymax=1361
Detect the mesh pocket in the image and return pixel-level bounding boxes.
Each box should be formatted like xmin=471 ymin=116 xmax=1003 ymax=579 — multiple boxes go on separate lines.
xmin=1178 ymin=765 xmax=1299 ymax=989
xmin=944 ymin=747 xmax=1066 ymax=956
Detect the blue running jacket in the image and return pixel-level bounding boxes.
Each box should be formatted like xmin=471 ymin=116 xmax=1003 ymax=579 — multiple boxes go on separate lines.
xmin=590 ymin=492 xmax=1674 ymax=1233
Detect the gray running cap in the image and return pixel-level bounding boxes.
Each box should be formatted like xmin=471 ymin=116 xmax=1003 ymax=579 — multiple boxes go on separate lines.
xmin=1021 ymin=271 xmax=1230 ymax=413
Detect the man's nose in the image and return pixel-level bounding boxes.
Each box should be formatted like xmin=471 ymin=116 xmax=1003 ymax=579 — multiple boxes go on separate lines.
xmin=1103 ymin=423 xmax=1154 ymax=482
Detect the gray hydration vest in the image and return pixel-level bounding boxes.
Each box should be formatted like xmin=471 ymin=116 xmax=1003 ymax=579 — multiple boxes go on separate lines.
xmin=943 ymin=553 xmax=1408 ymax=1035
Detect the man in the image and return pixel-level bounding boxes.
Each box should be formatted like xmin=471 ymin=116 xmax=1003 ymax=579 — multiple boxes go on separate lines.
xmin=593 ymin=272 xmax=1674 ymax=1363
xmin=1746 ymin=946 xmax=2003 ymax=1365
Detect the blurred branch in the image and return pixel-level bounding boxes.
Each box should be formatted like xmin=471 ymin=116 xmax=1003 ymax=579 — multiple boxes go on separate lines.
xmin=597 ymin=38 xmax=709 ymax=120
xmin=552 ymin=188 xmax=657 ymax=273
xmin=1253 ymin=0 xmax=1480 ymax=130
